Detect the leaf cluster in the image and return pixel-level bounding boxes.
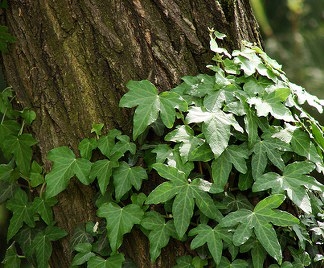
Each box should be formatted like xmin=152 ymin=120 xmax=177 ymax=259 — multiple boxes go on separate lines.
xmin=1 ymin=31 xmax=324 ymax=268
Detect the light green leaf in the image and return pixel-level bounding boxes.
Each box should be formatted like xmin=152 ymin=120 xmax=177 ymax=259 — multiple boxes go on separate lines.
xmin=141 ymin=211 xmax=176 ymax=261
xmin=97 ymin=129 xmax=121 ymax=157
xmin=87 ymin=254 xmax=125 ymax=268
xmin=90 ymin=159 xmax=119 ymax=195
xmin=254 ymin=222 xmax=282 ymax=265
xmin=253 ymin=161 xmax=323 ymax=213
xmin=74 ymin=158 xmax=93 ymax=185
xmin=6 ymin=189 xmax=35 ymax=240
xmin=45 ymin=147 xmax=92 ymax=199
xmin=191 ymin=180 xmax=223 ymax=221
xmin=78 ymin=138 xmax=97 ymax=160
xmin=159 ymin=91 xmax=187 ymax=127
xmin=120 ymin=80 xmax=186 ymax=139
xmin=97 ymin=203 xmax=144 ymax=252
xmin=109 ymin=134 xmax=136 ymax=161
xmin=152 ymin=163 xmax=187 ymax=185
xmin=165 ymin=125 xmax=209 ymax=162
xmin=72 ymin=242 xmax=95 ymax=266
xmin=181 ymin=74 xmax=216 ymax=97
xmin=290 ymin=128 xmax=310 ymax=157
xmin=113 ymin=161 xmax=147 ymax=201
xmin=186 ymin=106 xmax=243 ymax=157
xmin=248 ymin=90 xmax=295 ymax=122
xmin=30 ymin=161 xmax=44 ymax=187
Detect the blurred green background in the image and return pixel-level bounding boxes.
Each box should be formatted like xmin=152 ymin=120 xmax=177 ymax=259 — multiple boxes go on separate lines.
xmin=252 ymin=0 xmax=324 ymax=98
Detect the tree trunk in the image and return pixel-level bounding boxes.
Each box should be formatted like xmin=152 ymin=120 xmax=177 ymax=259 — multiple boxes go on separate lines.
xmin=1 ymin=0 xmax=262 ymax=267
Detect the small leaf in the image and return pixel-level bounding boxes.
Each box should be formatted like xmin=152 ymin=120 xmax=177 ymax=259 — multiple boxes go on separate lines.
xmin=6 ymin=189 xmax=35 ymax=240
xmin=113 ymin=161 xmax=147 ymax=201
xmin=91 ymin=123 xmax=104 ymax=136
xmin=97 ymin=203 xmax=144 ymax=252
xmin=78 ymin=138 xmax=97 ymax=160
xmin=2 ymin=243 xmax=21 ymax=268
xmin=87 ymin=254 xmax=125 ymax=268
xmin=90 ymin=159 xmax=119 ymax=195
xmin=189 ymin=224 xmax=231 ymax=265
xmin=3 ymin=134 xmax=37 ymax=176
xmin=141 ymin=211 xmax=176 ymax=261
xmin=31 ymin=197 xmax=57 ymax=225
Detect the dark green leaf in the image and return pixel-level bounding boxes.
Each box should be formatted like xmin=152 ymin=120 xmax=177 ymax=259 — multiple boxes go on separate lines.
xmin=97 ymin=203 xmax=144 ymax=253
xmin=113 ymin=161 xmax=147 ymax=201
xmin=6 ymin=189 xmax=35 ymax=240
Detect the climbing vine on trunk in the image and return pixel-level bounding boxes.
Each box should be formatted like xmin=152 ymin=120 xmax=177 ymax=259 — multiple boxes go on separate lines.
xmin=1 ymin=31 xmax=324 ymax=267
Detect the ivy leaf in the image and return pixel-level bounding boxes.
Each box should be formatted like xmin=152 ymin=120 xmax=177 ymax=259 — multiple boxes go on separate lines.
xmin=45 ymin=147 xmax=92 ymax=199
xmin=219 ymin=257 xmax=249 ymax=268
xmin=188 ymin=224 xmax=232 ymax=265
xmin=30 ymin=226 xmax=67 ymax=268
xmin=109 ymin=134 xmax=136 ymax=161
xmin=90 ymin=159 xmax=119 ymax=195
xmin=248 ymin=89 xmax=295 ymax=122
xmin=252 ymin=137 xmax=290 ymax=179
xmin=3 ymin=134 xmax=37 ymax=176
xmin=211 ymin=144 xmax=249 ymax=193
xmin=78 ymin=138 xmax=97 ymax=160
xmin=240 ymin=238 xmax=267 ymax=268
xmin=87 ymin=254 xmax=125 ymax=268
xmin=6 ymin=189 xmax=35 ymax=241
xmin=290 ymin=82 xmax=324 ymax=113
xmin=2 ymin=243 xmax=21 ymax=268
xmin=71 ymin=242 xmax=95 ymax=266
xmin=119 ymin=80 xmax=187 ymax=139
xmin=165 ymin=125 xmax=212 ymax=162
xmin=31 ymin=197 xmax=57 ymax=225
xmin=30 ymin=161 xmax=44 ymax=187
xmin=141 ymin=211 xmax=177 ymax=261
xmin=112 ymin=161 xmax=147 ymax=201
xmin=146 ymin=163 xmax=221 ymax=237
xmin=186 ymin=106 xmax=243 ymax=157
xmin=97 ymin=203 xmax=144 ymax=253
xmin=97 ymin=129 xmax=121 ymax=157
xmin=253 ymin=161 xmax=323 ymax=213
xmin=219 ymin=194 xmax=299 ymax=264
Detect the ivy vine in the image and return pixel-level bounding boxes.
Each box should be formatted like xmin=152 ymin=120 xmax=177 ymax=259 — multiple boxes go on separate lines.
xmin=1 ymin=30 xmax=324 ymax=267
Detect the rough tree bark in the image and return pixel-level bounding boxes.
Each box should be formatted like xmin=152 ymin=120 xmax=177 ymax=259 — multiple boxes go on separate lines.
xmin=1 ymin=0 xmax=262 ymax=267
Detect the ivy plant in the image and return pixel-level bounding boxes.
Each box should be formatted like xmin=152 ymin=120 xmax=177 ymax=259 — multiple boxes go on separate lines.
xmin=1 ymin=29 xmax=324 ymax=267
